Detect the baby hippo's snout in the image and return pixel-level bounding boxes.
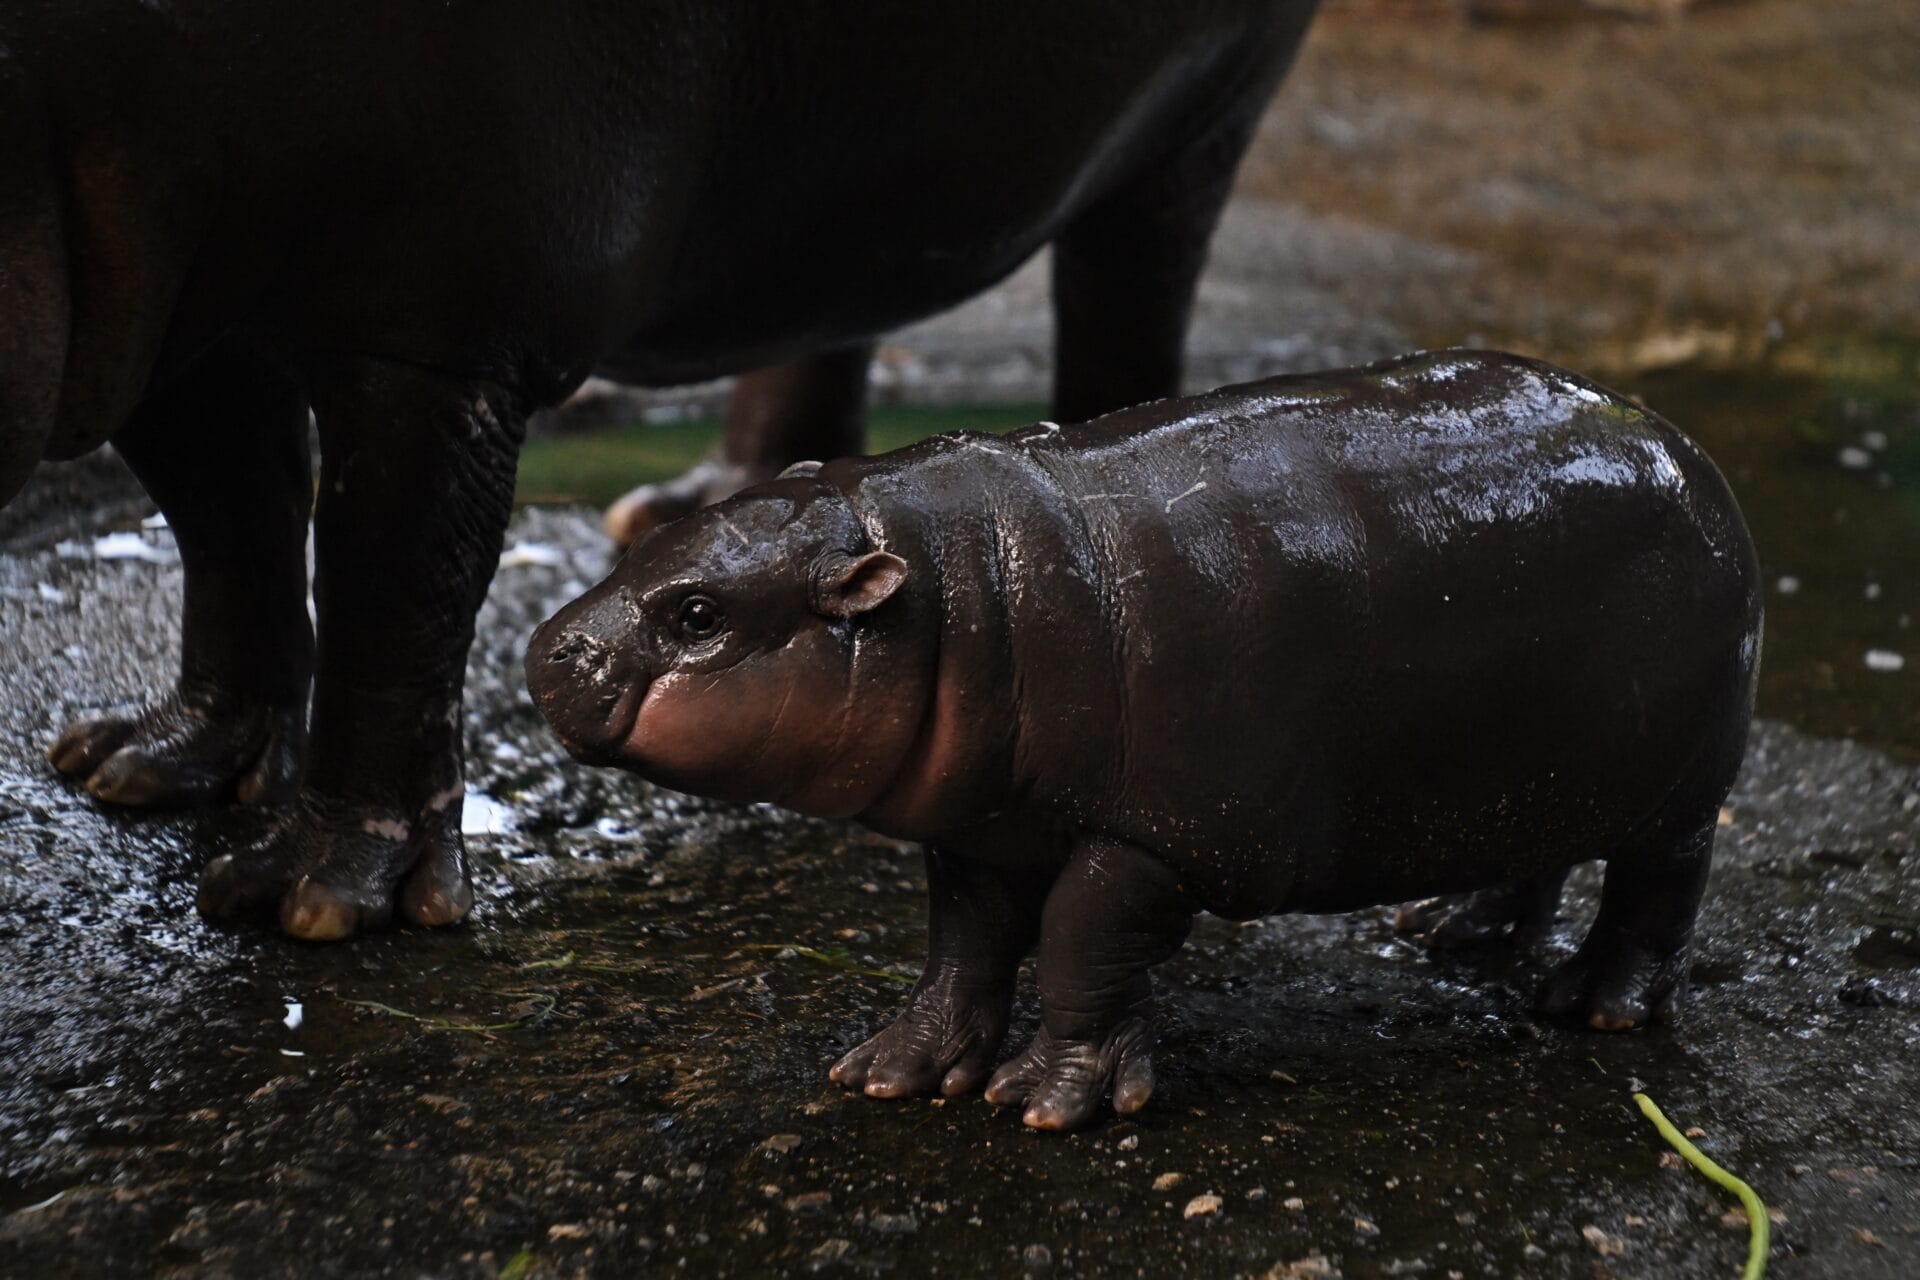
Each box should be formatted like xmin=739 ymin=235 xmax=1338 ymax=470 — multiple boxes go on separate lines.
xmin=525 ymin=586 xmax=649 ymax=764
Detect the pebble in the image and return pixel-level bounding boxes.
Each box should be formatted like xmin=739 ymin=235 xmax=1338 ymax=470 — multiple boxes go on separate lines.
xmin=1022 ymin=1243 xmax=1054 ymax=1271
xmin=1184 ymin=1194 xmax=1224 ymax=1219
xmin=763 ymin=1133 xmax=803 ymax=1154
xmin=809 ymin=1238 xmax=854 ymax=1267
xmin=786 ymin=1191 xmax=834 ymax=1216
xmin=1152 ymin=1172 xmax=1185 ymax=1191
xmin=1864 ymin=648 xmax=1905 ymax=672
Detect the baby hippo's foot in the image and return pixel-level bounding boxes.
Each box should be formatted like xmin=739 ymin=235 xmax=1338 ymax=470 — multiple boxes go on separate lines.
xmin=196 ymin=794 xmax=472 ymax=941
xmin=984 ymin=1020 xmax=1156 ymax=1131
xmin=830 ymin=978 xmax=1012 ymax=1099
xmin=48 ymin=690 xmax=305 ymax=809
xmin=1538 ymin=927 xmax=1692 ymax=1031
xmin=603 ymin=451 xmax=770 ymax=548
xmin=1394 ymin=870 xmax=1567 ymax=949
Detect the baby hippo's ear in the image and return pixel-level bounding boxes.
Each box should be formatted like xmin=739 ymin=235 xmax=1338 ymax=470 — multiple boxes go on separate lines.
xmin=812 ymin=550 xmax=909 ymax=618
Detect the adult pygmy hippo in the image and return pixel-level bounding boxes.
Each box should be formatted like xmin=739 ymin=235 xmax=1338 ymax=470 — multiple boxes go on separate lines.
xmin=1 ymin=1 xmax=1318 ymax=938
xmin=527 ymin=350 xmax=1762 ymax=1130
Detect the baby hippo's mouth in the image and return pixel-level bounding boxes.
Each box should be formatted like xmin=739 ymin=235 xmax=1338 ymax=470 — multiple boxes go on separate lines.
xmin=524 ymin=614 xmax=649 ymax=764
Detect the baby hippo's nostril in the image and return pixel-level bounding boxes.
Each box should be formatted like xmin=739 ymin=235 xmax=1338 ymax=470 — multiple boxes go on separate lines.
xmin=524 ymin=603 xmax=649 ymax=762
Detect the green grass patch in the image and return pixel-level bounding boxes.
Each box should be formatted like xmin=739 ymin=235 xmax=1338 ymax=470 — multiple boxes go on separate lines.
xmin=516 ymin=403 xmax=1045 ymax=507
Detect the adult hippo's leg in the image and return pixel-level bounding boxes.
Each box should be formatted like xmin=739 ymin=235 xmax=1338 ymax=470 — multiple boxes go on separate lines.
xmin=1393 ymin=869 xmax=1571 ymax=949
xmin=1048 ymin=77 xmax=1274 ymax=423
xmin=197 ymin=357 xmax=524 ymax=940
xmin=985 ymin=839 xmax=1195 ymax=1131
xmin=831 ymin=850 xmax=1054 ymax=1100
xmin=48 ymin=345 xmax=313 ymax=808
xmin=602 ymin=343 xmax=873 ymax=547
xmin=1539 ymin=823 xmax=1716 ymax=1031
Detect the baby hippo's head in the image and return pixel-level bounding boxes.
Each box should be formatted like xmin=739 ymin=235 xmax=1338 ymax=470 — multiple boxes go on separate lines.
xmin=525 ymin=471 xmax=914 ymax=817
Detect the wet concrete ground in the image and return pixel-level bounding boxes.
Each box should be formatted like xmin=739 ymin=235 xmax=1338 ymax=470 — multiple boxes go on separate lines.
xmin=5 ymin=2 xmax=1919 ymax=1274
xmin=3 ymin=457 xmax=1917 ymax=1279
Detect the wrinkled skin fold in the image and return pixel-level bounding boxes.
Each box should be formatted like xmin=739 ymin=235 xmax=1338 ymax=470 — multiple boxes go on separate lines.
xmin=528 ymin=350 xmax=1763 ymax=1129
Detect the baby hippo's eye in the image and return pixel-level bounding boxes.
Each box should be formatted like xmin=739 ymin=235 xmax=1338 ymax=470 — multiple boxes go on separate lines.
xmin=674 ymin=595 xmax=723 ymax=643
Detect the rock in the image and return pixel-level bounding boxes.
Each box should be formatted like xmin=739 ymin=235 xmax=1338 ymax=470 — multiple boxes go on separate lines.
xmin=1260 ymin=1254 xmax=1340 ymax=1280
xmin=786 ymin=1191 xmax=834 ymax=1216
xmin=1184 ymin=1194 xmax=1224 ymax=1219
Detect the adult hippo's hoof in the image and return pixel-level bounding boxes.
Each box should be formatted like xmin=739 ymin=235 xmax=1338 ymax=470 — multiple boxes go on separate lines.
xmin=48 ymin=691 xmax=305 ymax=809
xmin=196 ymin=796 xmax=472 ymax=941
xmin=603 ymin=451 xmax=772 ymax=548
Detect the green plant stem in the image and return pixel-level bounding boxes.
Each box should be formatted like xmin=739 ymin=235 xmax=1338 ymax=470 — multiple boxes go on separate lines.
xmin=1632 ymin=1091 xmax=1769 ymax=1280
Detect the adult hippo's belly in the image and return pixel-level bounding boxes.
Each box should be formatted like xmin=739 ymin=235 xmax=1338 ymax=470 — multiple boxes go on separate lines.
xmin=2 ymin=0 xmax=1320 ymax=940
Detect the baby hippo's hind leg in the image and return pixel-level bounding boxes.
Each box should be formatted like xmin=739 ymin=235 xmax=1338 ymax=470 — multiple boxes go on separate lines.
xmin=1395 ymin=870 xmax=1569 ymax=948
xmin=1539 ymin=822 xmax=1715 ymax=1031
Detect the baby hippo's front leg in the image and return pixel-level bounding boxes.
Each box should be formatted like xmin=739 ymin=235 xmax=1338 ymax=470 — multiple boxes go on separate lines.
xmin=985 ymin=840 xmax=1195 ymax=1131
xmin=832 ymin=851 xmax=1052 ymax=1098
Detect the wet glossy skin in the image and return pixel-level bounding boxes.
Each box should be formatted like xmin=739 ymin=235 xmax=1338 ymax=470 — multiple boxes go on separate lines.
xmin=0 ymin=0 xmax=1318 ymax=938
xmin=528 ymin=350 xmax=1764 ymax=1130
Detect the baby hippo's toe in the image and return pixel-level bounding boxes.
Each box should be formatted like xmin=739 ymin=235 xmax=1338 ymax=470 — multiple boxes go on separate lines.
xmin=984 ymin=1022 xmax=1156 ymax=1132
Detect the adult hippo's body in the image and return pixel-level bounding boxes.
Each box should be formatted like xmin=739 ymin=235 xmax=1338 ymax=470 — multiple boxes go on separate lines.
xmin=0 ymin=1 xmax=1319 ymax=937
xmin=526 ymin=350 xmax=1763 ymax=1129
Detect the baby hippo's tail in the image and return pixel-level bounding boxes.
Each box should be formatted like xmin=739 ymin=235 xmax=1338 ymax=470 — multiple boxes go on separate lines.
xmin=0 ymin=50 xmax=68 ymax=508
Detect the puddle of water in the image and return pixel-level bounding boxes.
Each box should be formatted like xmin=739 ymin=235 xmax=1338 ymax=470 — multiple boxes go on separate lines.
xmin=1622 ymin=337 xmax=1920 ymax=759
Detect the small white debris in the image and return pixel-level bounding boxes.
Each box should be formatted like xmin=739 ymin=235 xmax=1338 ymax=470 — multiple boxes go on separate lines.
xmin=141 ymin=512 xmax=169 ymax=529
xmin=1183 ymin=1194 xmax=1223 ymax=1219
xmin=1152 ymin=1172 xmax=1185 ymax=1191
xmin=498 ymin=541 xmax=568 ymax=569
xmin=1865 ymin=582 xmax=1883 ymax=600
xmin=283 ymin=999 xmax=304 ymax=1031
xmin=1581 ymin=1224 xmax=1626 ymax=1257
xmin=58 ymin=533 xmax=178 ymax=565
xmin=1862 ymin=430 xmax=1889 ymax=452
xmin=1775 ymin=575 xmax=1801 ymax=595
xmin=1837 ymin=446 xmax=1873 ymax=470
xmin=1864 ymin=649 xmax=1905 ymax=672
xmin=460 ymin=790 xmax=515 ymax=836
xmin=37 ymin=582 xmax=66 ymax=604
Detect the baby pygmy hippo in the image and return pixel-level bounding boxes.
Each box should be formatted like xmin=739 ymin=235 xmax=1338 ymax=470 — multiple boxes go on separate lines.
xmin=525 ymin=350 xmax=1761 ymax=1131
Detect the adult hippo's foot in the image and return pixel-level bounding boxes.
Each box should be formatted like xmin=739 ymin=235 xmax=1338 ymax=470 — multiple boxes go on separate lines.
xmin=49 ymin=341 xmax=315 ymax=810
xmin=190 ymin=356 xmax=522 ymax=940
xmin=602 ymin=450 xmax=764 ymax=546
xmin=601 ymin=344 xmax=873 ymax=547
xmin=198 ymin=796 xmax=470 ymax=940
xmin=1394 ymin=869 xmax=1569 ymax=949
xmin=831 ymin=848 xmax=1049 ymax=1099
xmin=48 ymin=690 xmax=305 ymax=808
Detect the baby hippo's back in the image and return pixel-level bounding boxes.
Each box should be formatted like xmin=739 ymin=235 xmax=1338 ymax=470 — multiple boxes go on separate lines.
xmin=854 ymin=350 xmax=1762 ymax=918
